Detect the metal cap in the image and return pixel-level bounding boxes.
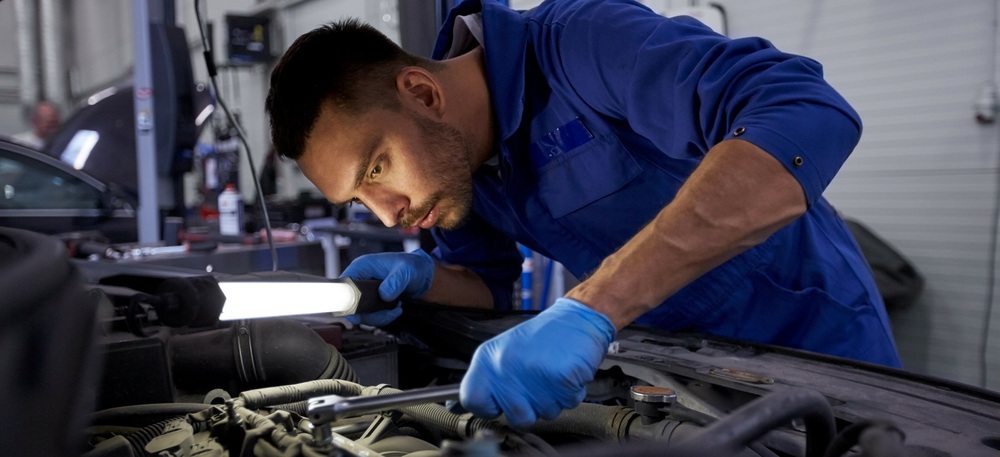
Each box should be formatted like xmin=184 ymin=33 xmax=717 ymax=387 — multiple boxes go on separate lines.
xmin=630 ymin=385 xmax=677 ymax=404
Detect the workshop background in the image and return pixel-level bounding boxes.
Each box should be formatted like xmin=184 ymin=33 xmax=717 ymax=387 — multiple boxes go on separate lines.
xmin=0 ymin=0 xmax=998 ymax=393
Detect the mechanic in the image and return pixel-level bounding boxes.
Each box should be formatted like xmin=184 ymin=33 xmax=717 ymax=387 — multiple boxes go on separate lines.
xmin=12 ymin=100 xmax=62 ymax=149
xmin=265 ymin=0 xmax=902 ymax=427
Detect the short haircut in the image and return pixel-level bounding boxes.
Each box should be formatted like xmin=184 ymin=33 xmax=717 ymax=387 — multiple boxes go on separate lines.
xmin=265 ymin=19 xmax=433 ymax=160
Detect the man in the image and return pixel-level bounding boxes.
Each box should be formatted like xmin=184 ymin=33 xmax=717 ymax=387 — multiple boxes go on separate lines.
xmin=12 ymin=101 xmax=61 ymax=149
xmin=266 ymin=0 xmax=901 ymax=427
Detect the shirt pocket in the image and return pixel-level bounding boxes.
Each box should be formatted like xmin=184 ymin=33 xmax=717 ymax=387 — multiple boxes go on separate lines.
xmin=534 ymin=131 xmax=642 ymax=218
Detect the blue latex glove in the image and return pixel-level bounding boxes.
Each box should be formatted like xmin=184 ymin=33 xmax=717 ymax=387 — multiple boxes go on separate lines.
xmin=460 ymin=297 xmax=616 ymax=428
xmin=340 ymin=249 xmax=435 ymax=326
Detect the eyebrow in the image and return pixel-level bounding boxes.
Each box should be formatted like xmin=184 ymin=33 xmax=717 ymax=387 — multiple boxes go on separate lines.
xmin=333 ymin=139 xmax=378 ymax=206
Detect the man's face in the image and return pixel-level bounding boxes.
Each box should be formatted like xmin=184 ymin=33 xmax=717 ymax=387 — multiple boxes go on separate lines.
xmin=33 ymin=103 xmax=61 ymax=140
xmin=299 ymin=104 xmax=475 ymax=230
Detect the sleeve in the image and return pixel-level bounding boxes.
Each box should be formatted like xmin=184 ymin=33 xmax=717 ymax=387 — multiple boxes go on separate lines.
xmin=430 ymin=211 xmax=523 ymax=311
xmin=541 ymin=0 xmax=862 ymax=207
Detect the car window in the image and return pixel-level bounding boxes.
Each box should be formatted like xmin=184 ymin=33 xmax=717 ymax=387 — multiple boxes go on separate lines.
xmin=0 ymin=154 xmax=103 ymax=209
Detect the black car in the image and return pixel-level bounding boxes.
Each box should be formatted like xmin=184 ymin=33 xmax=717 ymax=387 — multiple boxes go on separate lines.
xmin=0 ymin=138 xmax=137 ymax=242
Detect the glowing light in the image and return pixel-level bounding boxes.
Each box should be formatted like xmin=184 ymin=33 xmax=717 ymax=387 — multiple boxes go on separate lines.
xmin=218 ymin=281 xmax=360 ymax=320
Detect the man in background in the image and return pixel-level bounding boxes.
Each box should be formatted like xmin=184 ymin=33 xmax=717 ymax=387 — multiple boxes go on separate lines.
xmin=13 ymin=100 xmax=62 ymax=149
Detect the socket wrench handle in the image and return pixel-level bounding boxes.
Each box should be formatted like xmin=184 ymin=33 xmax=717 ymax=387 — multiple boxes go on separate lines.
xmin=307 ymin=384 xmax=461 ymax=424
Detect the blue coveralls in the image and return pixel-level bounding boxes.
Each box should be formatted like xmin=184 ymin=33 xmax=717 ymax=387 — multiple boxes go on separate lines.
xmin=429 ymin=0 xmax=902 ymax=367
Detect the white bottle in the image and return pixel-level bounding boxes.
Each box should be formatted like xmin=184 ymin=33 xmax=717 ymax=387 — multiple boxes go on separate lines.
xmin=218 ymin=184 xmax=244 ymax=236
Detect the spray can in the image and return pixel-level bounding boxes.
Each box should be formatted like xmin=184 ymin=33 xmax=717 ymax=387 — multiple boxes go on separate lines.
xmin=519 ymin=244 xmax=534 ymax=311
xmin=218 ymin=184 xmax=244 ymax=236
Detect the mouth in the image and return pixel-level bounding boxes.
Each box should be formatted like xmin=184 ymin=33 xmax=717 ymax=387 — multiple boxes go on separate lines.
xmin=415 ymin=205 xmax=439 ymax=229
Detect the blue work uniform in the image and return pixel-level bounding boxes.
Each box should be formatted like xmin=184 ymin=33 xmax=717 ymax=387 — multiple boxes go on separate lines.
xmin=429 ymin=0 xmax=902 ymax=367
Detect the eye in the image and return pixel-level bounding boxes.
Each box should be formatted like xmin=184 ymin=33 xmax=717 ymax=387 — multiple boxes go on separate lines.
xmin=369 ymin=162 xmax=383 ymax=179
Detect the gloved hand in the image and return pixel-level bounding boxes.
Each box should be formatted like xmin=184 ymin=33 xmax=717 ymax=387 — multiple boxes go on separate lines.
xmin=460 ymin=297 xmax=616 ymax=428
xmin=340 ymin=249 xmax=435 ymax=326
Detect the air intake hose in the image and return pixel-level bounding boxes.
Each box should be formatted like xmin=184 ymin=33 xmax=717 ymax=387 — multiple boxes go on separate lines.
xmin=169 ymin=318 xmax=359 ymax=392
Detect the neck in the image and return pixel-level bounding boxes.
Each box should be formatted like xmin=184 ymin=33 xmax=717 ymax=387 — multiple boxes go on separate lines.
xmin=441 ymin=46 xmax=495 ymax=170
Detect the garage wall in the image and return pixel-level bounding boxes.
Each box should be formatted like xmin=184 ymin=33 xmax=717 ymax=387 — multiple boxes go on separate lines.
xmin=68 ymin=0 xmax=133 ymax=99
xmin=0 ymin=1 xmax=28 ymax=137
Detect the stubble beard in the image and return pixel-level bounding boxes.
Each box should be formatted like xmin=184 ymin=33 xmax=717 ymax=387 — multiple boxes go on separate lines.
xmin=401 ymin=114 xmax=475 ymax=231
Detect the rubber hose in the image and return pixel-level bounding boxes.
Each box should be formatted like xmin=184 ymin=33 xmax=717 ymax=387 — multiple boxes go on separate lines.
xmin=543 ymin=439 xmax=715 ymax=457
xmin=90 ymin=403 xmax=210 ymax=427
xmin=169 ymin=318 xmax=358 ymax=390
xmin=857 ymin=423 xmax=907 ymax=457
xmin=121 ymin=418 xmax=173 ymax=455
xmin=363 ymin=385 xmax=509 ymax=439
xmin=823 ymin=420 xmax=906 ymax=457
xmin=265 ymin=400 xmax=309 ymax=415
xmin=319 ymin=342 xmax=360 ymax=383
xmin=80 ymin=435 xmax=135 ymax=457
xmin=239 ymin=379 xmax=364 ymax=410
xmin=524 ymin=404 xmax=634 ymax=441
xmin=523 ymin=403 xmax=770 ymax=457
xmin=678 ymin=387 xmax=835 ymax=457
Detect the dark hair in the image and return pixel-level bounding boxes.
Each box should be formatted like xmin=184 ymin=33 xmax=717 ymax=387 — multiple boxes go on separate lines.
xmin=265 ymin=19 xmax=431 ymax=159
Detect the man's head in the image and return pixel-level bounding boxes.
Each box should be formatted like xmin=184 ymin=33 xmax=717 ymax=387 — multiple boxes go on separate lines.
xmin=266 ymin=19 xmax=428 ymax=160
xmin=266 ymin=20 xmax=477 ymax=230
xmin=31 ymin=101 xmax=61 ymax=141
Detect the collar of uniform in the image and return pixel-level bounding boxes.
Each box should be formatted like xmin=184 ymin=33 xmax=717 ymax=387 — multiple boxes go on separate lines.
xmin=432 ymin=0 xmax=527 ymax=143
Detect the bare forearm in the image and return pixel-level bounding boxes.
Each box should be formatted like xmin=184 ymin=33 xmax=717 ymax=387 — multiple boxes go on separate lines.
xmin=566 ymin=139 xmax=807 ymax=329
xmin=422 ymin=263 xmax=494 ymax=309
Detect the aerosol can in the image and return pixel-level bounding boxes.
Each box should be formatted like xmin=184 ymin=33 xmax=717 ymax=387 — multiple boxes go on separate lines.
xmin=218 ymin=184 xmax=244 ymax=236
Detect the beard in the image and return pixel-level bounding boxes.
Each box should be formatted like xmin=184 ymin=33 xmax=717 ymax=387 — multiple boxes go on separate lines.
xmin=399 ymin=113 xmax=476 ymax=230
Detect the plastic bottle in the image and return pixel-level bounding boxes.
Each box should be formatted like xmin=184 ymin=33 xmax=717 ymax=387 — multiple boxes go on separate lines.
xmin=218 ymin=184 xmax=244 ymax=236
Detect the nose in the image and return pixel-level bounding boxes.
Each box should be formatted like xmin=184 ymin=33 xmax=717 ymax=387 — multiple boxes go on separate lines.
xmin=361 ymin=188 xmax=407 ymax=227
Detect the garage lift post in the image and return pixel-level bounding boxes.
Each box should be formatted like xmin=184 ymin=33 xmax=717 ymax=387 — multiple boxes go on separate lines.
xmin=132 ymin=0 xmax=166 ymax=243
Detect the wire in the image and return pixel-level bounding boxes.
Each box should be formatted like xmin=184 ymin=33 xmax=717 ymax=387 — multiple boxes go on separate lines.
xmin=193 ymin=0 xmax=278 ymax=271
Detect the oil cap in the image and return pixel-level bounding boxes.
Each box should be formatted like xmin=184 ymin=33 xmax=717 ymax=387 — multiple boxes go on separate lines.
xmin=630 ymin=386 xmax=677 ymax=425
xmin=630 ymin=385 xmax=677 ymax=404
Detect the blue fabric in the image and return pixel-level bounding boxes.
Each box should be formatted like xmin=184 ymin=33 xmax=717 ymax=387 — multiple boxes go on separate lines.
xmin=430 ymin=0 xmax=901 ymax=367
xmin=460 ymin=297 xmax=616 ymax=427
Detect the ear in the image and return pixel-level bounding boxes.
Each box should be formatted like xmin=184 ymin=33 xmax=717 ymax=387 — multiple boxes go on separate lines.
xmin=396 ymin=67 xmax=445 ymax=119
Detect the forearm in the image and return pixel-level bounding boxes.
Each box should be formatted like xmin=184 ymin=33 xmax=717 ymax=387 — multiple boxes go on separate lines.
xmin=565 ymin=139 xmax=807 ymax=329
xmin=422 ymin=262 xmax=494 ymax=309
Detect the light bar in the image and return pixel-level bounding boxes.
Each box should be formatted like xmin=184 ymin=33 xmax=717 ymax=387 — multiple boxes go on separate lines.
xmin=217 ymin=280 xmax=361 ymax=320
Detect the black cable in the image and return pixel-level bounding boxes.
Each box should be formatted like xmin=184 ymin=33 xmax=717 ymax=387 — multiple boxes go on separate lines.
xmin=550 ymin=388 xmax=833 ymax=457
xmin=667 ymin=403 xmax=782 ymax=457
xmin=674 ymin=388 xmax=835 ymax=457
xmin=193 ymin=0 xmax=278 ymax=271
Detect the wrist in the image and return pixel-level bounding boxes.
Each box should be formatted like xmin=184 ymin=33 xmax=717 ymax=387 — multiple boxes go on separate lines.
xmin=408 ymin=249 xmax=436 ymax=297
xmin=549 ymin=297 xmax=616 ymax=344
xmin=564 ymin=283 xmax=632 ymax=331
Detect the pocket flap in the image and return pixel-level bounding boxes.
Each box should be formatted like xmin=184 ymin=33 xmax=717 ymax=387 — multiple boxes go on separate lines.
xmin=537 ymin=133 xmax=642 ymax=218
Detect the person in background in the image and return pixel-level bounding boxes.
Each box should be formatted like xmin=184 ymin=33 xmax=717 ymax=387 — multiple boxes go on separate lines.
xmin=12 ymin=100 xmax=62 ymax=149
xmin=265 ymin=0 xmax=901 ymax=427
